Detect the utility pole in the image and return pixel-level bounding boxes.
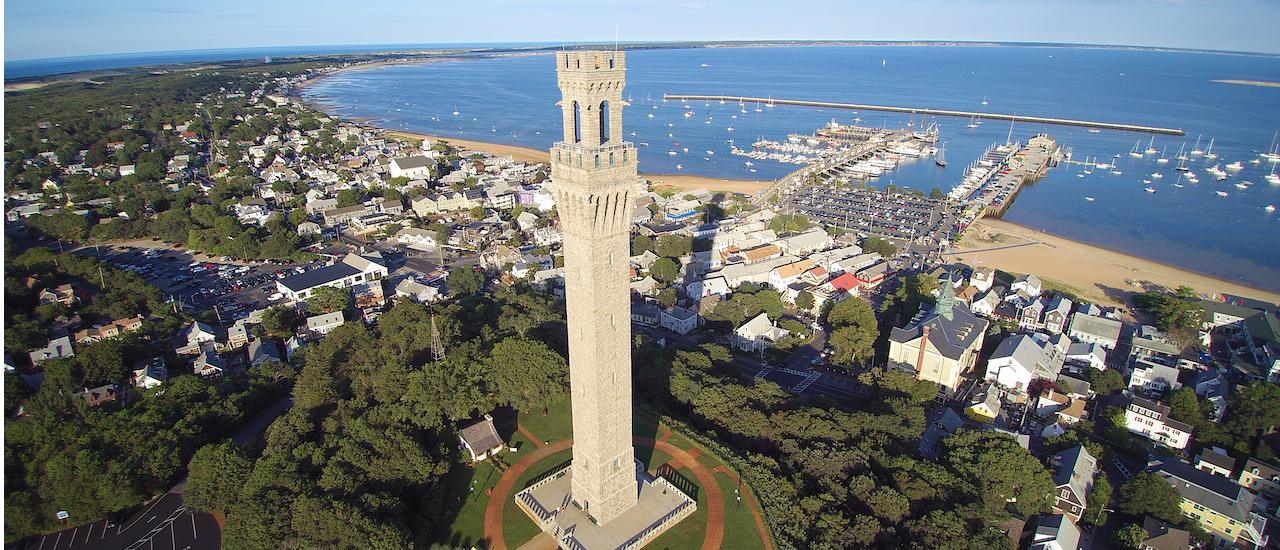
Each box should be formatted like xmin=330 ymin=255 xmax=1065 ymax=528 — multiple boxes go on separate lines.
xmin=430 ymin=313 xmax=445 ymax=364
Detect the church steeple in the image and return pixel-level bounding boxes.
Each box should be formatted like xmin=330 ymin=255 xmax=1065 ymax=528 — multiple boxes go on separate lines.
xmin=935 ymin=274 xmax=956 ymax=321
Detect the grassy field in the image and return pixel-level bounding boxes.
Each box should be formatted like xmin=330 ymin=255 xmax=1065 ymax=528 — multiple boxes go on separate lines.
xmin=644 ymin=465 xmax=709 ymax=550
xmin=517 ymin=397 xmax=573 ymax=444
xmin=716 ymin=472 xmax=768 ymax=550
xmin=434 ymin=460 xmax=505 ymax=549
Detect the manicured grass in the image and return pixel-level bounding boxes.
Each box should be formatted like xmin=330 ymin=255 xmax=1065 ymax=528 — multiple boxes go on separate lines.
xmin=696 ymin=451 xmax=725 ymax=472
xmin=640 ymin=448 xmax=674 ymax=472
xmin=436 ymin=460 xmax=505 ymax=549
xmin=645 ymin=466 xmax=708 ymax=550
xmin=662 ymin=428 xmax=700 ymax=453
xmin=716 ymin=472 xmax=767 ymax=550
xmin=505 ymin=428 xmax=533 ymax=458
xmin=502 ymin=448 xmax=574 ymax=548
xmin=517 ymin=396 xmax=573 ymax=444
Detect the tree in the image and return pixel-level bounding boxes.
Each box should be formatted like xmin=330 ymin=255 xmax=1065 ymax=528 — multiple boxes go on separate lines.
xmin=288 ymin=208 xmax=310 ymax=226
xmin=939 ymin=430 xmax=1055 ymax=515
xmin=1133 ymin=291 xmax=1206 ymax=335
xmin=650 ymin=257 xmax=680 ymax=285
xmin=795 ymin=291 xmax=815 ymax=312
xmin=335 ymin=189 xmax=362 ymax=208
xmin=1117 ymin=472 xmax=1182 ymax=523
xmin=1084 ymin=474 xmax=1113 ymax=526
xmin=185 ymin=442 xmax=251 ymax=515
xmin=447 ymin=266 xmax=484 ymax=296
xmin=307 ymin=286 xmax=350 ymax=315
xmin=1226 ymin=382 xmax=1280 ymax=440
xmin=655 ymin=234 xmax=692 ymax=259
xmin=930 ymin=187 xmax=946 ymax=199
xmin=261 ymin=305 xmax=303 ymax=338
xmin=1114 ymin=523 xmax=1148 ymax=549
xmin=470 ymin=205 xmax=486 ymax=219
xmin=1167 ymin=387 xmax=1205 ymax=425
xmin=657 ymin=288 xmax=678 ymax=308
xmin=1088 ymin=367 xmax=1125 ymax=396
xmin=487 ymin=336 xmax=567 ymax=413
xmin=632 ymin=234 xmax=654 ymax=256
xmin=862 ymin=236 xmax=897 ymax=257
xmin=702 ymin=203 xmax=725 ymax=223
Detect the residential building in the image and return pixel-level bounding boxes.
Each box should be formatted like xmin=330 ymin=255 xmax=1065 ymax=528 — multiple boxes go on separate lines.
xmin=75 ymin=384 xmax=117 ymax=407
xmin=1150 ymin=458 xmax=1269 ymax=549
xmin=1042 ymin=297 xmax=1073 ymax=334
xmin=985 ymin=334 xmax=1065 ymax=392
xmin=1051 ymin=446 xmax=1097 ymax=523
xmin=888 ymin=281 xmax=988 ymax=395
xmin=30 ymin=336 xmax=75 ymax=364
xmin=1237 ymin=458 xmax=1280 ymax=501
xmin=1125 ymin=397 xmax=1193 ymax=450
xmin=132 ymin=357 xmax=167 ymax=389
xmin=660 ymin=305 xmax=698 ymax=335
xmin=249 ymin=338 xmax=282 ymax=368
xmin=1011 ymin=274 xmax=1043 ymax=298
xmin=774 ymin=229 xmax=832 ymax=256
xmin=394 ymin=278 xmax=439 ymax=303
xmin=1196 ymin=447 xmax=1235 ymax=478
xmin=175 ymin=321 xmax=217 ymax=355
xmin=73 ymin=315 xmax=144 ymax=344
xmin=965 ymin=383 xmax=1002 ymax=424
xmin=306 ymin=311 xmax=345 ymax=335
xmin=227 ymin=321 xmax=249 ymax=348
xmin=388 ymin=156 xmax=435 ymax=179
xmin=1067 ymin=313 xmax=1123 ymax=350
xmin=631 ymin=302 xmax=660 ymax=327
xmin=459 ymin=414 xmax=505 ymax=462
xmin=193 ymin=345 xmax=225 ymax=377
xmin=1019 ymin=297 xmax=1047 ymax=330
xmin=323 ymin=204 xmax=376 ymax=226
xmin=919 ymin=407 xmax=964 ymax=460
xmin=1130 ymin=357 xmax=1181 ymax=394
xmin=969 ymin=267 xmax=995 ymax=292
xmin=1200 ymin=300 xmax=1261 ymax=330
xmin=39 ymin=283 xmax=77 ymax=306
xmin=1029 ymin=514 xmax=1080 ymax=550
xmin=1138 ymin=517 xmax=1190 ymax=550
xmin=1064 ymin=342 xmax=1107 ymax=372
xmin=734 ymin=313 xmax=790 ymax=352
xmin=394 ymin=227 xmax=438 ymax=248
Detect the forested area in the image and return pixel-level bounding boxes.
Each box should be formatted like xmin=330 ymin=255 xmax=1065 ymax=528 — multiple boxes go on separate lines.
xmin=3 ymin=244 xmax=291 ymax=541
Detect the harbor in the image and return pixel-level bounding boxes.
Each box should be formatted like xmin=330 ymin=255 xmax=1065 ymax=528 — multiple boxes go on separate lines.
xmin=663 ymin=94 xmax=1187 ymax=136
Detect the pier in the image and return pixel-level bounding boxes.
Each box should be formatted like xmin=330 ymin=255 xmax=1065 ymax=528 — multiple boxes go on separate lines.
xmin=663 ymin=95 xmax=1186 ymax=136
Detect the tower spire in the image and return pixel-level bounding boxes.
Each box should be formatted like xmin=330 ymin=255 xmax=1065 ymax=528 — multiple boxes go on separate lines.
xmin=936 ymin=274 xmax=956 ymax=320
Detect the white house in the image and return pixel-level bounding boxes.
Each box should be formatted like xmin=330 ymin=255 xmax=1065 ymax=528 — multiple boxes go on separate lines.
xmin=1068 ymin=313 xmax=1123 ymax=349
xmin=459 ymin=415 xmax=504 ymax=462
xmin=734 ymin=313 xmax=790 ymax=352
xmin=985 ymin=334 xmax=1064 ymax=392
xmin=132 ymin=357 xmax=167 ymax=389
xmin=388 ymin=156 xmax=435 ymax=179
xmin=394 ymin=278 xmax=439 ymax=303
xmin=1011 ymin=274 xmax=1043 ymax=298
xmin=660 ymin=305 xmax=699 ymax=335
xmin=686 ymin=276 xmax=730 ymax=300
xmin=1030 ymin=514 xmax=1079 ymax=550
xmin=394 ymin=227 xmax=438 ymax=248
xmin=276 ymin=253 xmax=388 ymax=303
xmin=1125 ymin=397 xmax=1193 ymax=450
xmin=306 ymin=311 xmax=346 ymax=335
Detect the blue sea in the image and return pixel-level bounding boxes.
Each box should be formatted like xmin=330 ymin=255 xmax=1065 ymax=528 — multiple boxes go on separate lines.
xmin=300 ymin=46 xmax=1280 ymax=293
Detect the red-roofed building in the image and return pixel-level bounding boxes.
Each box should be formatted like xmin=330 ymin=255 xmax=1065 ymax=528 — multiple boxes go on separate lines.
xmin=829 ymin=272 xmax=863 ymax=297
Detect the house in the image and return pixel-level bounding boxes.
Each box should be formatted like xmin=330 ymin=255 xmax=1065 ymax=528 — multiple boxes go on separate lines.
xmin=1064 ymin=342 xmax=1107 ymax=372
xmin=734 ymin=313 xmax=790 ymax=352
xmin=248 ymin=338 xmax=282 ymax=368
xmin=193 ymin=345 xmax=225 ymax=377
xmin=970 ymin=267 xmax=995 ymax=292
xmin=768 ymin=259 xmax=815 ymax=290
xmin=1029 ymin=514 xmax=1080 ymax=550
xmin=1051 ymin=445 xmax=1097 ymax=522
xmin=1042 ymin=297 xmax=1074 ymax=334
xmin=986 ymin=334 xmax=1065 ymax=393
xmin=854 ymin=262 xmax=893 ymax=289
xmin=1137 ymin=516 xmax=1190 ymax=550
xmin=660 ymin=305 xmax=699 ymax=335
xmin=516 ymin=211 xmax=540 ymax=231
xmin=965 ymin=382 xmax=1002 ymax=423
xmin=971 ymin=287 xmax=1003 ymax=317
xmin=1129 ymin=357 xmax=1181 ymax=395
xmin=132 ymin=357 xmax=167 ymax=389
xmin=1057 ymin=398 xmax=1086 ymax=425
xmin=774 ymin=228 xmax=832 ymax=256
xmin=459 ymin=414 xmax=505 ymax=462
xmin=306 ymin=311 xmax=346 ymax=335
xmin=1237 ymin=458 xmax=1280 ymax=501
xmin=276 ymin=253 xmax=388 ymax=303
xmin=1125 ymin=397 xmax=1193 ymax=450
xmin=480 ymin=245 xmax=523 ymax=273
xmin=1241 ymin=311 xmax=1280 ymax=382
xmin=919 ymin=407 xmax=964 ymax=460
xmin=298 ymin=221 xmax=321 ymax=236
xmin=39 ymin=283 xmax=77 ymax=306
xmin=394 ymin=278 xmax=439 ymax=303
xmin=388 ymin=156 xmax=435 ymax=179
xmin=352 ymin=281 xmax=386 ymax=309
xmin=175 ymin=321 xmax=218 ymax=354
xmin=1195 ymin=447 xmax=1235 ymax=478
xmin=888 ymin=281 xmax=988 ymax=395
xmin=1011 ymin=274 xmax=1043 ymax=298
xmin=323 ymin=204 xmax=376 ymax=226
xmin=1019 ymin=297 xmax=1047 ymax=330
xmin=1035 ymin=388 xmax=1071 ymax=417
xmin=1200 ymin=299 xmax=1261 ymax=330
xmin=1149 ymin=458 xmax=1269 ymax=549
xmin=394 ymin=227 xmax=438 ymax=248
xmin=284 ymin=336 xmax=307 ymax=361
xmin=631 ymin=302 xmax=660 ymax=327
xmin=227 ymin=321 xmax=249 ymax=348
xmin=30 ymin=336 xmax=75 ymax=364
xmin=1067 ymin=313 xmax=1123 ymax=350
xmin=74 ymin=384 xmax=117 ymax=407
xmin=1193 ymin=369 xmax=1229 ymax=422
xmin=686 ymin=276 xmax=729 ymax=299
xmin=1056 ymin=372 xmax=1093 ymax=399
xmin=74 ymin=316 xmax=144 ymax=344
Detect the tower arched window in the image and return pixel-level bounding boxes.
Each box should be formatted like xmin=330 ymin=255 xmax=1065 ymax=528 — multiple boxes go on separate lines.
xmin=609 ymin=152 xmax=615 ymax=166
xmin=594 ymin=155 xmax=600 ymax=168
xmin=599 ymin=101 xmax=610 ymax=144
xmin=572 ymin=101 xmax=581 ymax=144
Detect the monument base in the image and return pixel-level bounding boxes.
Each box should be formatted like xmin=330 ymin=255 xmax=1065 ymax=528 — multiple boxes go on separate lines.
xmin=515 ymin=460 xmax=696 ymax=550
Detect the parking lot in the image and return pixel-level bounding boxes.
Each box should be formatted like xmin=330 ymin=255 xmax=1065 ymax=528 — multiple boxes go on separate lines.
xmin=73 ymin=239 xmax=324 ymax=318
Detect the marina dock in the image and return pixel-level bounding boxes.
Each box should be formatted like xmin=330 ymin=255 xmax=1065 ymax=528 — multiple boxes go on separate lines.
xmin=663 ymin=95 xmax=1186 ymax=136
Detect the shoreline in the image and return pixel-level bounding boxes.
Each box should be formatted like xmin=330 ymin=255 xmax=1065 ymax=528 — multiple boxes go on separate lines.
xmin=298 ymin=67 xmax=1278 ymax=309
xmin=956 ymin=218 xmax=1280 ymax=308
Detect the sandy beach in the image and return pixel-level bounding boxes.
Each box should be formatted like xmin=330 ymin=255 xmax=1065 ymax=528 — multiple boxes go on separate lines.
xmin=383 ymin=131 xmax=773 ymax=196
xmin=954 ymin=218 xmax=1280 ymax=308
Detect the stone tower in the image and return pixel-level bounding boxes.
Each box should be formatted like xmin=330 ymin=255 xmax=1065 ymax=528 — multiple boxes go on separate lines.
xmin=548 ymin=50 xmax=640 ymax=525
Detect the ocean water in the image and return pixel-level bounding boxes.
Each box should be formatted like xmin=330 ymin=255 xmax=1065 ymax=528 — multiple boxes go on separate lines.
xmin=301 ymin=46 xmax=1280 ymax=293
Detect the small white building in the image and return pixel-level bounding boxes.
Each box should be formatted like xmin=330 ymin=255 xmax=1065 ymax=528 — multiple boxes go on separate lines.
xmin=132 ymin=357 xmax=167 ymax=389
xmin=306 ymin=311 xmax=346 ymax=335
xmin=660 ymin=305 xmax=699 ymax=335
xmin=1125 ymin=397 xmax=1193 ymax=450
xmin=459 ymin=414 xmax=504 ymax=462
xmin=734 ymin=313 xmax=790 ymax=352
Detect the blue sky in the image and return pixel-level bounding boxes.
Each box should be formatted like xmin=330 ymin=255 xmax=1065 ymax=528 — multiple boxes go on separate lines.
xmin=6 ymin=0 xmax=1280 ymax=61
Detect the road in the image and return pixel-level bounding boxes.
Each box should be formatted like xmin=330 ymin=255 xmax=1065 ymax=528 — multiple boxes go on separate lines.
xmin=14 ymin=493 xmax=220 ymax=550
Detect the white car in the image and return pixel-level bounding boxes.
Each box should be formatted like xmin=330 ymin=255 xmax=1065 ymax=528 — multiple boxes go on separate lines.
xmin=267 ymin=292 xmax=284 ymax=301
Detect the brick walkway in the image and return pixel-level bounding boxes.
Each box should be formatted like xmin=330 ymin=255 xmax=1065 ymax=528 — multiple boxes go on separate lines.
xmin=484 ymin=439 xmax=573 ymax=550
xmin=634 ymin=436 xmax=725 ymax=550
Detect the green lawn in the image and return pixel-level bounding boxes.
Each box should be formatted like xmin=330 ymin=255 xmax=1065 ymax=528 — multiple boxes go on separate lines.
xmin=434 ymin=460 xmax=505 ymax=549
xmin=503 ymin=448 xmax=574 ymax=548
xmin=639 ymin=448 xmax=674 ymax=472
xmin=716 ymin=472 xmax=768 ymax=550
xmin=517 ymin=396 xmax=574 ymax=444
xmin=644 ymin=466 xmax=708 ymax=550
xmin=696 ymin=451 xmax=725 ymax=472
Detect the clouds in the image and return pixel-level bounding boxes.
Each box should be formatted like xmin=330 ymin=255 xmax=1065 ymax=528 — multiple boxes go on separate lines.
xmin=4 ymin=0 xmax=1278 ymax=61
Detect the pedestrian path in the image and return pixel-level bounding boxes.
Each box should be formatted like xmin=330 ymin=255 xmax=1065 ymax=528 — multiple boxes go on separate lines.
xmin=791 ymin=371 xmax=823 ymax=394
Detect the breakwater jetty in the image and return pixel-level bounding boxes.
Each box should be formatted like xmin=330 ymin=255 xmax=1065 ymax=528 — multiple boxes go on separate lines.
xmin=663 ymin=95 xmax=1185 ymax=136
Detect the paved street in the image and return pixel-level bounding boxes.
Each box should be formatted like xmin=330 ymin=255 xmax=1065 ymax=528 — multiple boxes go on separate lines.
xmin=14 ymin=493 xmax=220 ymax=550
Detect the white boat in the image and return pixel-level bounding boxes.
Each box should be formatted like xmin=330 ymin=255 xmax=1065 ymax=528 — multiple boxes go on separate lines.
xmin=1157 ymin=147 xmax=1169 ymax=163
xmin=1151 ymin=173 xmax=1163 ymax=178
xmin=1205 ymin=138 xmax=1218 ymax=160
xmin=683 ymin=148 xmax=689 ymax=153
xmin=1191 ymin=135 xmax=1204 ymax=156
xmin=668 ymin=151 xmax=677 ymax=155
xmin=1084 ymin=197 xmax=1095 ymax=201
xmin=684 ymin=111 xmax=694 ymax=118
xmin=1266 ymin=204 xmax=1276 ymax=211
xmin=1265 ymin=164 xmax=1279 ymax=184
xmin=1226 ymin=161 xmax=1244 ymax=171
xmin=1216 ymin=190 xmax=1228 ymax=196
xmin=1145 ymin=136 xmax=1158 ymax=155
xmin=1235 ymin=182 xmax=1250 ymax=189
xmin=1129 ymin=140 xmax=1144 ymax=158
xmin=1175 ymin=143 xmax=1188 ymax=161
xmin=706 ymin=150 xmax=714 ymax=155
xmin=1145 ymin=187 xmax=1156 ymax=193
xmin=982 ymin=96 xmax=988 ymax=105
xmin=727 ymin=127 xmax=734 ymax=131
xmin=676 ymin=164 xmax=682 ymax=169
xmin=648 ymin=113 xmax=654 ymax=118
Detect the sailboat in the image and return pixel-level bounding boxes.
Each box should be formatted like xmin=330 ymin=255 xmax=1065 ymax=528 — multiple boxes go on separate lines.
xmin=967 ymin=116 xmax=979 ymax=129
xmin=1145 ymin=137 xmax=1158 ymax=155
xmin=452 ymin=106 xmax=460 ymax=115
xmin=1204 ymin=138 xmax=1218 ymax=160
xmin=1191 ymin=135 xmax=1204 ymax=156
xmin=755 ymin=101 xmax=762 ymax=113
xmin=1084 ymin=157 xmax=1094 ymax=175
xmin=1157 ymin=147 xmax=1169 ymax=163
xmin=1266 ymin=163 xmax=1279 ymax=184
xmin=982 ymin=96 xmax=988 ymax=105
xmin=1263 ymin=131 xmax=1280 ymax=162
xmin=936 ymin=143 xmax=947 ymax=167
xmin=1175 ymin=143 xmax=1188 ymax=161
xmin=1129 ymin=140 xmax=1144 ymax=158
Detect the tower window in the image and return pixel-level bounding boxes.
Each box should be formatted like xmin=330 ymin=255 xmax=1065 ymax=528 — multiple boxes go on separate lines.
xmin=557 ymin=151 xmax=561 ymax=162
xmin=623 ymin=150 xmax=628 ymax=163
xmin=609 ymin=152 xmax=615 ymax=166
xmin=595 ymin=155 xmax=600 ymax=168
xmin=599 ymin=101 xmax=610 ymax=144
